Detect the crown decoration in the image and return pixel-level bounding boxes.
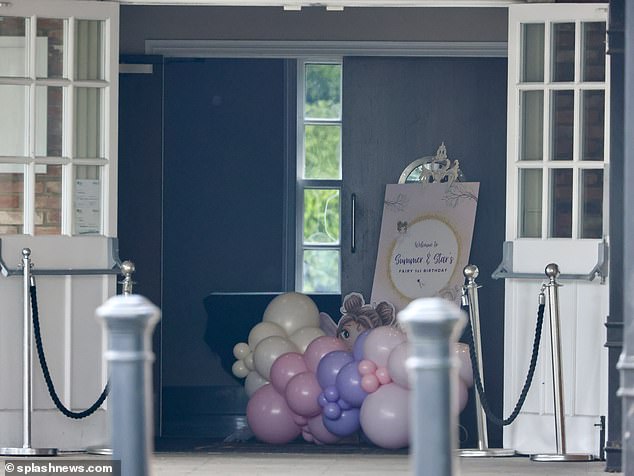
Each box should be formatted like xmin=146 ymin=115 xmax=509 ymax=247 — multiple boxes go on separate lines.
xmin=416 ymin=142 xmax=462 ymax=186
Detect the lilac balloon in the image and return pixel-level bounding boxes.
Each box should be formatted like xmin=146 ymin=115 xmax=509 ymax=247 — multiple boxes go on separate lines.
xmin=352 ymin=329 xmax=371 ymax=360
xmin=322 ymin=408 xmax=361 ymax=437
xmin=304 ymin=337 xmax=348 ymax=373
xmin=323 ymin=402 xmax=341 ymax=420
xmin=285 ymin=371 xmax=322 ymax=417
xmin=247 ymin=384 xmax=301 ymax=444
xmin=316 ymin=351 xmax=354 ymax=388
xmin=363 ymin=327 xmax=407 ymax=368
xmin=270 ymin=352 xmax=308 ymax=394
xmin=324 ymin=386 xmax=339 ymax=403
xmin=307 ymin=415 xmax=340 ymax=444
xmin=335 ymin=360 xmax=368 ymax=407
xmin=337 ymin=399 xmax=351 ymax=411
xmin=360 ymin=383 xmax=409 ymax=449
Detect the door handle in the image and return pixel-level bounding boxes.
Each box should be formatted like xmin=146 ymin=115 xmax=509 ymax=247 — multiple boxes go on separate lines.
xmin=351 ymin=193 xmax=356 ymax=254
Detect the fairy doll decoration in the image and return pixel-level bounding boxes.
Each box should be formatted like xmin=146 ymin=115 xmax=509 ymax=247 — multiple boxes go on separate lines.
xmin=334 ymin=292 xmax=397 ymax=350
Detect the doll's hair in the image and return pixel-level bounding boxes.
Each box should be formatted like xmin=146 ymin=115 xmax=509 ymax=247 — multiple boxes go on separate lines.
xmin=336 ymin=292 xmax=396 ymax=338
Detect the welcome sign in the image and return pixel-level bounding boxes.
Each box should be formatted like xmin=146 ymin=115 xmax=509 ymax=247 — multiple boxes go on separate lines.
xmin=371 ymin=182 xmax=479 ymax=311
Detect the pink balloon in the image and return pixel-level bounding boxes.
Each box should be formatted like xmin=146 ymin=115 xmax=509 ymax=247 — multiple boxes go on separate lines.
xmin=387 ymin=342 xmax=410 ymax=389
xmin=361 ymin=374 xmax=379 ymax=393
xmin=307 ymin=415 xmax=340 ymax=444
xmin=455 ymin=343 xmax=474 ymax=387
xmin=358 ymin=359 xmax=377 ymax=376
xmin=285 ymin=371 xmax=322 ymax=417
xmin=270 ymin=352 xmax=308 ymax=394
xmin=304 ymin=336 xmax=347 ymax=373
xmin=363 ymin=327 xmax=407 ymax=368
xmin=360 ymin=383 xmax=410 ymax=449
xmin=302 ymin=428 xmax=314 ymax=442
xmin=247 ymin=384 xmax=301 ymax=444
xmin=293 ymin=413 xmax=308 ymax=426
xmin=376 ymin=367 xmax=392 ymax=385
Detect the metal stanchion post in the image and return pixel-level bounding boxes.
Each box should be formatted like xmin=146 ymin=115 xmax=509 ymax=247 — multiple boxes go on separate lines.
xmin=0 ymin=249 xmax=57 ymax=456
xmin=86 ymin=261 xmax=135 ymax=456
xmin=530 ymin=263 xmax=593 ymax=462
xmin=97 ymin=291 xmax=159 ymax=476
xmin=459 ymin=264 xmax=516 ymax=458
xmin=399 ymin=297 xmax=465 ymax=476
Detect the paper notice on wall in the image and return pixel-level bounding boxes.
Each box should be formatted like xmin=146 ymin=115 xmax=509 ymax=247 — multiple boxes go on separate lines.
xmin=74 ymin=179 xmax=101 ymax=234
xmin=371 ymin=182 xmax=479 ymax=311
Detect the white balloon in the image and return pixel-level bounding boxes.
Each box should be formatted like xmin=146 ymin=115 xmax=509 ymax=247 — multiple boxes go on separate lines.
xmin=253 ymin=335 xmax=299 ymax=381
xmin=456 ymin=379 xmax=469 ymax=414
xmin=360 ymin=383 xmax=410 ymax=449
xmin=233 ymin=342 xmax=250 ymax=360
xmin=244 ymin=352 xmax=255 ymax=371
xmin=232 ymin=359 xmax=249 ymax=379
xmin=454 ymin=343 xmax=474 ymax=387
xmin=387 ymin=341 xmax=410 ymax=389
xmin=248 ymin=322 xmax=287 ymax=350
xmin=289 ymin=326 xmax=325 ymax=353
xmin=244 ymin=371 xmax=268 ymax=397
xmin=262 ymin=292 xmax=320 ymax=336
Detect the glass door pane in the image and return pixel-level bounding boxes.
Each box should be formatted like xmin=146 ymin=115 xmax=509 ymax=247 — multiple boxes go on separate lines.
xmin=549 ymin=168 xmax=573 ymax=237
xmin=0 ymin=85 xmax=28 ymax=157
xmin=35 ymin=86 xmax=64 ymax=157
xmin=582 ymin=22 xmax=606 ymax=82
xmin=75 ymin=19 xmax=104 ymax=80
xmin=34 ymin=164 xmax=62 ymax=235
xmin=36 ymin=18 xmax=65 ymax=79
xmin=0 ymin=166 xmax=24 ymax=234
xmin=73 ymin=165 xmax=101 ymax=235
xmin=520 ymin=90 xmax=543 ymax=161
xmin=581 ymin=90 xmax=605 ymax=161
xmin=551 ymin=90 xmax=574 ymax=161
xmin=580 ymin=169 xmax=603 ymax=239
xmin=521 ymin=23 xmax=544 ymax=82
xmin=74 ymin=87 xmax=102 ymax=158
xmin=552 ymin=23 xmax=575 ymax=82
xmin=302 ymin=249 xmax=340 ymax=293
xmin=304 ymin=124 xmax=341 ymax=179
xmin=519 ymin=168 xmax=542 ymax=237
xmin=0 ymin=16 xmax=28 ymax=77
xmin=303 ymin=189 xmax=340 ymax=244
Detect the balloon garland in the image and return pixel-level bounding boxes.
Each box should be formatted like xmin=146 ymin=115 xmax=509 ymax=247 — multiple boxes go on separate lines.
xmin=233 ymin=292 xmax=473 ymax=448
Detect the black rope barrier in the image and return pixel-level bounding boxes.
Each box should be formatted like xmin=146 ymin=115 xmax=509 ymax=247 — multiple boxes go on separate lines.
xmin=30 ymin=284 xmax=109 ymax=419
xmin=463 ymin=300 xmax=545 ymax=427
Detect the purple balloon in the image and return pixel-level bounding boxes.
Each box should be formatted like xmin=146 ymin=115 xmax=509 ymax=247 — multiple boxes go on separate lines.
xmin=338 ymin=398 xmax=351 ymax=411
xmin=316 ymin=351 xmax=354 ymax=389
xmin=324 ymin=386 xmax=339 ymax=403
xmin=335 ymin=360 xmax=368 ymax=407
xmin=323 ymin=402 xmax=341 ymax=420
xmin=322 ymin=408 xmax=361 ymax=437
xmin=353 ymin=329 xmax=371 ymax=361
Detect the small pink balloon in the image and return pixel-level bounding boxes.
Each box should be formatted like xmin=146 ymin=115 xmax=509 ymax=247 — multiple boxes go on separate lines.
xmin=285 ymin=371 xmax=322 ymax=417
xmin=376 ymin=367 xmax=392 ymax=385
xmin=247 ymin=384 xmax=301 ymax=444
xmin=358 ymin=359 xmax=377 ymax=376
xmin=304 ymin=337 xmax=348 ymax=373
xmin=270 ymin=352 xmax=308 ymax=394
xmin=307 ymin=415 xmax=340 ymax=444
xmin=293 ymin=413 xmax=308 ymax=426
xmin=363 ymin=327 xmax=407 ymax=368
xmin=361 ymin=374 xmax=380 ymax=393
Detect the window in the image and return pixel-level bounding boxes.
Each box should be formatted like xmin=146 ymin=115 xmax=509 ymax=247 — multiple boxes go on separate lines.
xmin=0 ymin=12 xmax=116 ymax=236
xmin=297 ymin=60 xmax=342 ymax=293
xmin=513 ymin=15 xmax=608 ymax=239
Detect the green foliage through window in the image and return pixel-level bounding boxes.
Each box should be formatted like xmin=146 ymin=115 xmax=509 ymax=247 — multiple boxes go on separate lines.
xmin=303 ymin=188 xmax=340 ymax=244
xmin=305 ymin=64 xmax=341 ymax=119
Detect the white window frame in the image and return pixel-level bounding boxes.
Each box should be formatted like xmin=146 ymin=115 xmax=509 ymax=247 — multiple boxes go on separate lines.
xmin=0 ymin=0 xmax=119 ymax=237
xmin=296 ymin=57 xmax=343 ymax=293
xmin=506 ymin=4 xmax=609 ymax=242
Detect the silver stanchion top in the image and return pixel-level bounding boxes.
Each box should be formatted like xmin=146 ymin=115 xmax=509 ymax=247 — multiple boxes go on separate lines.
xmin=120 ymin=261 xmax=136 ymax=296
xmin=545 ymin=263 xmax=560 ymax=279
xmin=22 ymin=248 xmax=31 ymax=258
xmin=463 ymin=264 xmax=479 ymax=280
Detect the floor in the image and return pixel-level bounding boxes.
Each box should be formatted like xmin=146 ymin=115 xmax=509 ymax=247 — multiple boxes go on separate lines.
xmin=2 ymin=446 xmax=620 ymax=476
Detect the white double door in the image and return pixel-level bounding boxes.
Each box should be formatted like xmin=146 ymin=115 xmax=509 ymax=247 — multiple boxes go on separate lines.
xmin=0 ymin=0 xmax=119 ymax=449
xmin=503 ymin=4 xmax=609 ymax=456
